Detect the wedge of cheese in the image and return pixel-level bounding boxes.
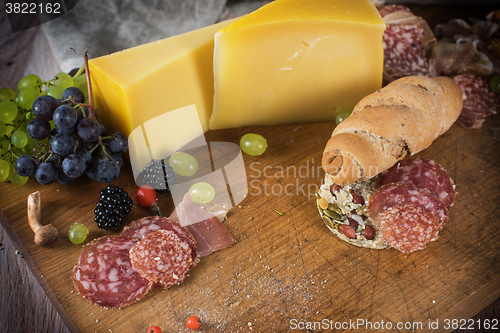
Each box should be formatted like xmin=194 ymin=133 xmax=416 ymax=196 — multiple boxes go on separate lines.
xmin=209 ymin=0 xmax=386 ymax=129
xmin=89 ymin=19 xmax=235 ymax=140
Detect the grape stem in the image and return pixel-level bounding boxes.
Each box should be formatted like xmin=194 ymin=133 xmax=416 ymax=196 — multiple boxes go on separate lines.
xmin=84 ymin=52 xmax=96 ymax=118
xmin=72 ymin=65 xmax=85 ymax=79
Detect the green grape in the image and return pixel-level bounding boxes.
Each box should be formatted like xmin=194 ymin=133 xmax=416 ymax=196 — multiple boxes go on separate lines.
xmin=189 ymin=182 xmax=215 ymax=204
xmin=11 ymin=130 xmax=28 ymax=148
xmin=0 ymin=140 xmax=10 ymax=154
xmin=26 ymin=112 xmax=33 ymax=120
xmin=4 ymin=125 xmax=14 ymax=136
xmin=49 ymin=120 xmax=55 ymax=130
xmin=0 ymin=87 xmax=16 ymax=102
xmin=335 ymin=111 xmax=352 ymax=125
xmin=53 ymin=72 xmax=73 ymax=89
xmin=0 ymin=121 xmax=6 ymax=136
xmin=18 ymin=87 xmax=39 ymax=109
xmin=169 ymin=152 xmax=199 ymax=177
xmin=490 ymin=74 xmax=500 ymax=93
xmin=0 ymin=101 xmax=18 ymax=123
xmin=9 ymin=164 xmax=28 ymax=186
xmin=239 ymin=133 xmax=268 ymax=156
xmin=73 ymin=75 xmax=88 ymax=98
xmin=46 ymin=85 xmax=64 ymax=99
xmin=68 ymin=223 xmax=89 ymax=245
xmin=18 ymin=74 xmax=42 ymax=91
xmin=0 ymin=159 xmax=9 ymax=182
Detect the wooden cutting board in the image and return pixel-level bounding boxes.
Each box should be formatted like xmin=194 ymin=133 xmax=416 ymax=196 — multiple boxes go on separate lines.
xmin=1 ymin=115 xmax=499 ymax=332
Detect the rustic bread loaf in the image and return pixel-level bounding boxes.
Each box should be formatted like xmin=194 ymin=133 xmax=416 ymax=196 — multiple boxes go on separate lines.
xmin=322 ymin=76 xmax=463 ymax=185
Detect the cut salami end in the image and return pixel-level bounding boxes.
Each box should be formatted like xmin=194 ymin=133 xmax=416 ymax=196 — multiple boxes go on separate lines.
xmin=130 ymin=229 xmax=194 ymax=288
xmin=72 ymin=236 xmax=151 ymax=309
xmin=121 ymin=216 xmax=197 ymax=262
xmin=377 ymin=157 xmax=456 ymax=210
xmin=378 ymin=205 xmax=441 ymax=253
xmin=369 ymin=183 xmax=448 ymax=227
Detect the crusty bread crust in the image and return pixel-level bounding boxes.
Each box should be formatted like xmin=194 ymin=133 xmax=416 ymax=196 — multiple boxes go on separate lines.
xmin=322 ymin=76 xmax=463 ymax=185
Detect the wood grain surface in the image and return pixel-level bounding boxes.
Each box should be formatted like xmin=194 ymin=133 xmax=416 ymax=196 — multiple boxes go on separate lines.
xmin=1 ymin=115 xmax=500 ymax=332
xmin=1 ymin=2 xmax=500 ymax=333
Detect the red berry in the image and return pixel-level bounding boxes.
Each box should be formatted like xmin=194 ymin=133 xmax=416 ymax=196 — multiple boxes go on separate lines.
xmin=136 ymin=185 xmax=157 ymax=208
xmin=147 ymin=326 xmax=162 ymax=333
xmin=186 ymin=316 xmax=201 ymax=330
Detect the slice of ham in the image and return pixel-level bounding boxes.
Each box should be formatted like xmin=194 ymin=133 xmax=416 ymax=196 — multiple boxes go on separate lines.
xmin=169 ymin=194 xmax=234 ymax=257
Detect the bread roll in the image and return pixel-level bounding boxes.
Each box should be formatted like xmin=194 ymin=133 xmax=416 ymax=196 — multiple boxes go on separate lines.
xmin=322 ymin=76 xmax=463 ymax=185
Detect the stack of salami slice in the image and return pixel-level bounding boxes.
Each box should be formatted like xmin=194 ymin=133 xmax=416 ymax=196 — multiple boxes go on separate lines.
xmin=368 ymin=157 xmax=456 ymax=253
xmin=72 ymin=216 xmax=197 ymax=308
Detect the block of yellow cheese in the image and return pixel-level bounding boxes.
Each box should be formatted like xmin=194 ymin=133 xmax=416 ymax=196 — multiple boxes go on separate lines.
xmin=209 ymin=0 xmax=386 ymax=129
xmin=89 ymin=19 xmax=235 ymax=143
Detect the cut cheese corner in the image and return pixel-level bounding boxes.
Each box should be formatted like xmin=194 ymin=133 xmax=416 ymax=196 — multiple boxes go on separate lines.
xmin=209 ymin=0 xmax=386 ymax=130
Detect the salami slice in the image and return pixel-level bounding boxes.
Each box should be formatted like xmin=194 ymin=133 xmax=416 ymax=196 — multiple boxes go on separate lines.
xmin=121 ymin=216 xmax=197 ymax=261
xmin=129 ymin=229 xmax=193 ymax=288
xmin=379 ymin=5 xmax=411 ymax=18
xmin=377 ymin=205 xmax=441 ymax=253
xmin=72 ymin=236 xmax=151 ymax=309
xmin=383 ymin=25 xmax=429 ymax=80
xmin=377 ymin=157 xmax=456 ymax=210
xmin=453 ymin=74 xmax=498 ymax=129
xmin=369 ymin=183 xmax=448 ymax=227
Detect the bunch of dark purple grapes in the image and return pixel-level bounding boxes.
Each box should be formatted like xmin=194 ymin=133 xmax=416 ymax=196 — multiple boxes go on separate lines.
xmin=14 ymin=86 xmax=128 ymax=185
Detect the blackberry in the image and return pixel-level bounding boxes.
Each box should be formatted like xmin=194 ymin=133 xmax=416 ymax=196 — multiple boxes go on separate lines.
xmin=137 ymin=159 xmax=176 ymax=194
xmin=94 ymin=185 xmax=133 ymax=230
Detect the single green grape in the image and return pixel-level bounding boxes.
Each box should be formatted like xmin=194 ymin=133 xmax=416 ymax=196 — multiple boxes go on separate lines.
xmin=18 ymin=74 xmax=42 ymax=91
xmin=73 ymin=75 xmax=88 ymax=98
xmin=490 ymin=74 xmax=500 ymax=93
xmin=0 ymin=140 xmax=10 ymax=155
xmin=68 ymin=223 xmax=89 ymax=245
xmin=26 ymin=112 xmax=33 ymax=120
xmin=46 ymin=85 xmax=64 ymax=99
xmin=169 ymin=152 xmax=199 ymax=177
xmin=11 ymin=130 xmax=28 ymax=148
xmin=18 ymin=87 xmax=39 ymax=109
xmin=0 ymin=101 xmax=19 ymax=123
xmin=0 ymin=159 xmax=9 ymax=182
xmin=240 ymin=133 xmax=268 ymax=156
xmin=0 ymin=121 xmax=6 ymax=136
xmin=335 ymin=111 xmax=352 ymax=125
xmin=53 ymin=72 xmax=73 ymax=89
xmin=0 ymin=87 xmax=16 ymax=102
xmin=189 ymin=182 xmax=215 ymax=204
xmin=9 ymin=164 xmax=28 ymax=186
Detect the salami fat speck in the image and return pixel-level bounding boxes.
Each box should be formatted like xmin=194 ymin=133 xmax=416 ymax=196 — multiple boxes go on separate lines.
xmin=378 ymin=205 xmax=441 ymax=253
xmin=121 ymin=216 xmax=197 ymax=261
xmin=369 ymin=183 xmax=448 ymax=227
xmin=72 ymin=236 xmax=151 ymax=309
xmin=378 ymin=157 xmax=456 ymax=210
xmin=129 ymin=229 xmax=193 ymax=288
xmin=453 ymin=74 xmax=499 ymax=129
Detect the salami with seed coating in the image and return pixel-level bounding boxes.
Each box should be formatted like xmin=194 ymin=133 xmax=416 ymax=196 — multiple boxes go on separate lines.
xmin=378 ymin=157 xmax=456 ymax=210
xmin=378 ymin=205 xmax=441 ymax=253
xmin=369 ymin=183 xmax=448 ymax=227
xmin=130 ymin=229 xmax=193 ymax=288
xmin=121 ymin=216 xmax=197 ymax=261
xmin=72 ymin=236 xmax=151 ymax=309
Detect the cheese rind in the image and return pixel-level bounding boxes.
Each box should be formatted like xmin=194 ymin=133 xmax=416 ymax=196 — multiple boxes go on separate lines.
xmin=210 ymin=0 xmax=386 ymax=129
xmin=89 ymin=19 xmax=235 ymax=140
